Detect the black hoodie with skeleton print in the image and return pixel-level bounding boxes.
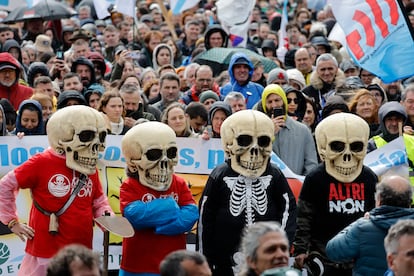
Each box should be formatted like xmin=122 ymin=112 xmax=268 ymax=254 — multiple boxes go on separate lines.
xmin=197 ymin=160 xmax=297 ymax=275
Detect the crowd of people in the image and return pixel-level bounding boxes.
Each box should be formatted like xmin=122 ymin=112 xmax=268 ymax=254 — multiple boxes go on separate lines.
xmin=0 ymin=0 xmax=414 ymax=275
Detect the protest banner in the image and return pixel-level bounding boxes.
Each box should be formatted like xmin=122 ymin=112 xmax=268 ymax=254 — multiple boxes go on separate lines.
xmin=0 ymin=135 xmax=407 ymax=274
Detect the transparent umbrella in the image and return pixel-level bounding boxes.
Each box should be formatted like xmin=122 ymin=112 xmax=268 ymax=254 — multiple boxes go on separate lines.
xmin=2 ymin=0 xmax=76 ymax=23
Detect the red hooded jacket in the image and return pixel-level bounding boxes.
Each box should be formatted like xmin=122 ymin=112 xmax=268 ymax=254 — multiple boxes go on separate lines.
xmin=0 ymin=53 xmax=33 ymax=110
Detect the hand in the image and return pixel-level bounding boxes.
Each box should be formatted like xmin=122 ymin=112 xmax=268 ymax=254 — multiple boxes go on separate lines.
xmin=124 ymin=117 xmax=136 ymax=128
xmin=17 ymin=132 xmax=25 ymax=139
xmin=10 ymin=222 xmax=35 ymax=242
xmin=272 ymin=115 xmax=286 ymax=134
xmin=118 ymin=50 xmax=132 ymax=66
xmin=294 ymin=253 xmax=308 ymax=269
xmin=404 ymin=125 xmax=414 ymax=135
xmin=201 ymin=129 xmax=210 ymax=140
xmin=50 ymin=58 xmax=69 ymax=77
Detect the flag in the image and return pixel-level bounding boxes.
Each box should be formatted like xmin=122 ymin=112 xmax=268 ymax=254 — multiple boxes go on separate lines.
xmin=26 ymin=0 xmax=41 ymax=8
xmin=276 ymin=0 xmax=289 ymax=62
xmin=0 ymin=0 xmax=25 ymax=11
xmin=307 ymin=0 xmax=327 ymax=11
xmin=216 ymin=0 xmax=255 ymax=48
xmin=170 ymin=0 xmax=200 ymax=15
xmin=328 ymin=23 xmax=347 ymax=48
xmin=115 ymin=0 xmax=135 ymax=17
xmin=328 ymin=0 xmax=414 ymax=83
xmin=93 ymin=0 xmax=114 ymax=19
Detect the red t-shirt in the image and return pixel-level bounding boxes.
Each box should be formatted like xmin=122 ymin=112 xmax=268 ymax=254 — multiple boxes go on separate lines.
xmin=14 ymin=148 xmax=105 ymax=258
xmin=120 ymin=175 xmax=195 ymax=274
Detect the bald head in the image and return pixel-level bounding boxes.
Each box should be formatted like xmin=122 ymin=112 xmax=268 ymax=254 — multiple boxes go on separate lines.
xmin=294 ymin=48 xmax=313 ymax=74
xmin=375 ymin=175 xmax=412 ymax=207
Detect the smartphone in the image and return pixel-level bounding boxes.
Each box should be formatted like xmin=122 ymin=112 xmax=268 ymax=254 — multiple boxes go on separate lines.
xmin=56 ymin=50 xmax=64 ymax=60
xmin=206 ymin=125 xmax=213 ymax=137
xmin=129 ymin=51 xmax=140 ymax=59
xmin=273 ymin=107 xmax=284 ymax=118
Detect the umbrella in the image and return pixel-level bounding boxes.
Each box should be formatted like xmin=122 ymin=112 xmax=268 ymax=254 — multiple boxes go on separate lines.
xmin=3 ymin=0 xmax=76 ymax=23
xmin=193 ymin=47 xmax=279 ymax=77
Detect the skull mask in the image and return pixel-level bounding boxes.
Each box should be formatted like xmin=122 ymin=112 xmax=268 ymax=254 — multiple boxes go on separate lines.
xmin=122 ymin=122 xmax=178 ymax=191
xmin=221 ymin=110 xmax=274 ymax=178
xmin=315 ymin=113 xmax=369 ymax=183
xmin=47 ymin=106 xmax=107 ymax=175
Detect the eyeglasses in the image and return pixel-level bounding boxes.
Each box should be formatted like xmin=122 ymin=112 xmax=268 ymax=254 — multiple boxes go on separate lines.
xmin=197 ymin=78 xmax=212 ymax=83
xmin=287 ymin=98 xmax=298 ymax=104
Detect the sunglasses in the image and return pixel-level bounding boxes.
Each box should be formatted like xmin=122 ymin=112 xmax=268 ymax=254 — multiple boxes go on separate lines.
xmin=287 ymin=98 xmax=298 ymax=104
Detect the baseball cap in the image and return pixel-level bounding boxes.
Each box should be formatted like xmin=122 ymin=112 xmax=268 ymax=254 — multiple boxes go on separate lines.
xmin=0 ymin=64 xmax=16 ymax=71
xmin=95 ymin=20 xmax=106 ymax=27
xmin=233 ymin=58 xmax=250 ymax=66
xmin=141 ymin=14 xmax=153 ymax=23
xmin=340 ymin=60 xmax=358 ymax=73
xmin=149 ymin=3 xmax=161 ymax=12
xmin=249 ymin=22 xmax=259 ymax=31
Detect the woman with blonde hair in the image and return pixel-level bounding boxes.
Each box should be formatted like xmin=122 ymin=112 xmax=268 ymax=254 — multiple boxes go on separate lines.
xmin=161 ymin=102 xmax=197 ymax=137
xmin=31 ymin=91 xmax=54 ymax=122
xmin=348 ymin=89 xmax=380 ymax=137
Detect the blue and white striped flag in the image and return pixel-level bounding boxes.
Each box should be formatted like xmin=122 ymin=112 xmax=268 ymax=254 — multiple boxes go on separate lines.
xmin=115 ymin=0 xmax=135 ymax=17
xmin=277 ymin=0 xmax=289 ymax=63
xmin=170 ymin=0 xmax=200 ymax=15
xmin=216 ymin=0 xmax=255 ymax=48
xmin=328 ymin=0 xmax=414 ymax=83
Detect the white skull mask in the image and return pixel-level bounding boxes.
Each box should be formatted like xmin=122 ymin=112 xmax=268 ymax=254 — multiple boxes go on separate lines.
xmin=315 ymin=113 xmax=369 ymax=183
xmin=122 ymin=122 xmax=178 ymax=191
xmin=221 ymin=110 xmax=274 ymax=178
xmin=47 ymin=106 xmax=107 ymax=175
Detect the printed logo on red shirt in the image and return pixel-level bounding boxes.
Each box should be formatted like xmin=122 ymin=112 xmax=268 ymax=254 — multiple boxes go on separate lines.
xmin=48 ymin=174 xmax=71 ymax=197
xmin=141 ymin=192 xmax=179 ymax=203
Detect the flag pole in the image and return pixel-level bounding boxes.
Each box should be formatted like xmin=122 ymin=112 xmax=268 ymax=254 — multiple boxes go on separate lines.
xmin=396 ymin=0 xmax=414 ymax=40
xmin=156 ymin=0 xmax=178 ymax=41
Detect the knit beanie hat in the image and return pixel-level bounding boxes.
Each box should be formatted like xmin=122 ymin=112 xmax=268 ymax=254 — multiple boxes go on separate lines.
xmin=267 ymin=68 xmax=288 ymax=85
xmin=199 ymin=90 xmax=220 ymax=103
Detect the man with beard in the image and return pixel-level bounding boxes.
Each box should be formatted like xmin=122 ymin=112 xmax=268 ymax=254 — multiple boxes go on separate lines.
xmin=152 ymin=73 xmax=181 ymax=113
xmin=70 ymin=57 xmax=102 ymax=94
xmin=0 ymin=53 xmax=33 ymax=110
xmin=62 ymin=73 xmax=83 ymax=93
xmin=180 ymin=65 xmax=219 ymax=105
xmin=381 ymin=79 xmax=403 ymax=102
xmin=119 ymin=83 xmax=156 ymax=127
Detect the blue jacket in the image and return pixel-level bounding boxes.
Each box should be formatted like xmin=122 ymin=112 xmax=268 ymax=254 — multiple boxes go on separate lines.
xmin=326 ymin=206 xmax=414 ymax=276
xmin=220 ymin=52 xmax=263 ymax=109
